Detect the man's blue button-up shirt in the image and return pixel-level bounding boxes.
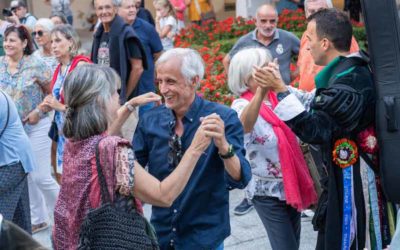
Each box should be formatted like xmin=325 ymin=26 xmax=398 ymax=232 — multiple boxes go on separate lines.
xmin=133 ymin=95 xmax=251 ymax=249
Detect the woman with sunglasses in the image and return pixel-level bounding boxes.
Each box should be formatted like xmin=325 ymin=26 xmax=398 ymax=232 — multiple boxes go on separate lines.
xmin=0 ymin=25 xmax=60 ymax=234
xmin=32 ymin=18 xmax=58 ymax=73
xmin=39 ymin=24 xmax=91 ymax=183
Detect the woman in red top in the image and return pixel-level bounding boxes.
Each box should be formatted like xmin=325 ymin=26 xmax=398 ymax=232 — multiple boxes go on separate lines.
xmin=39 ymin=24 xmax=91 ymax=183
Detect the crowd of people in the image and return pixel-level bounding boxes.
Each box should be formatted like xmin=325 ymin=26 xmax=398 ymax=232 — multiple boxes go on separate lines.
xmin=0 ymin=0 xmax=399 ymax=249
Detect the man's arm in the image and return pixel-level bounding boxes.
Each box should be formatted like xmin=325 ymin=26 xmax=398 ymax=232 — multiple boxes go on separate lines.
xmin=201 ymin=112 xmax=251 ymax=188
xmin=126 ymin=58 xmax=144 ymax=99
xmin=126 ymin=39 xmax=144 ymax=99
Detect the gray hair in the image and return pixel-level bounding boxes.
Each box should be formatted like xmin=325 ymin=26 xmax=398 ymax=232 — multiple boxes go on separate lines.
xmin=304 ymin=0 xmax=333 ymax=13
xmin=35 ymin=18 xmax=55 ymax=32
xmin=94 ymin=0 xmax=121 ymax=7
xmin=156 ymin=48 xmax=205 ymax=88
xmin=228 ymin=48 xmax=272 ymax=96
xmin=51 ymin=24 xmax=81 ymax=57
xmin=63 ymin=64 xmax=121 ymax=140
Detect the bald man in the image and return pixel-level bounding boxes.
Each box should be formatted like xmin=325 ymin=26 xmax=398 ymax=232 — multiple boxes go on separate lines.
xmin=223 ymin=4 xmax=300 ymax=85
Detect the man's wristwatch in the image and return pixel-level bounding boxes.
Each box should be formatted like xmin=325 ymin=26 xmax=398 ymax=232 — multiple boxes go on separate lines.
xmin=219 ymin=144 xmax=235 ymax=159
xmin=277 ymin=90 xmax=290 ymax=101
xmin=124 ymin=102 xmax=136 ymax=112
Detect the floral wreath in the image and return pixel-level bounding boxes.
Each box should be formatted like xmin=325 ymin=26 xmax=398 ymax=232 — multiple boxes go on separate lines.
xmin=332 ymin=139 xmax=358 ymax=168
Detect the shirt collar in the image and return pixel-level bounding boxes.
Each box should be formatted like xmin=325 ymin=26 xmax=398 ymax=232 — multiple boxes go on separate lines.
xmin=168 ymin=95 xmax=202 ymax=124
xmin=252 ymin=28 xmax=279 ymax=43
xmin=315 ymin=56 xmax=342 ymax=89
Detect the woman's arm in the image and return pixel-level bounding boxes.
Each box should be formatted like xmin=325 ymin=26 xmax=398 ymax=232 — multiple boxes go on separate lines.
xmin=132 ymin=125 xmax=211 ymax=207
xmin=237 ymin=87 xmax=267 ymax=134
xmin=107 ymin=92 xmax=161 ymax=136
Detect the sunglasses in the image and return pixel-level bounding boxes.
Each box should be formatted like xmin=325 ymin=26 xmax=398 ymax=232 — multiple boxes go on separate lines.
xmin=168 ymin=120 xmax=183 ymax=168
xmin=32 ymin=31 xmax=44 ymax=37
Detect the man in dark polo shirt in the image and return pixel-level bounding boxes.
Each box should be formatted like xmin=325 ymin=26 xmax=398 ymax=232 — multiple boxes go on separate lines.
xmin=92 ymin=0 xmax=147 ymax=104
xmin=117 ymin=0 xmax=163 ymax=116
xmin=223 ymin=4 xmax=300 ymax=86
xmin=223 ymin=3 xmax=300 ymax=215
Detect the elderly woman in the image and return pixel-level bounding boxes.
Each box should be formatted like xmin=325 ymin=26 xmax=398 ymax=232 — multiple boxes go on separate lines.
xmin=53 ymin=64 xmax=211 ymax=249
xmin=32 ymin=18 xmax=58 ymax=72
xmin=228 ymin=48 xmax=317 ymax=250
xmin=0 ymin=25 xmax=60 ymax=234
xmin=39 ymin=24 xmax=91 ymax=182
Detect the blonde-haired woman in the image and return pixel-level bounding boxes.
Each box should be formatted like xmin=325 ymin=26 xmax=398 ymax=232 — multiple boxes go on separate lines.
xmin=153 ymin=0 xmax=177 ymax=50
xmin=228 ymin=47 xmax=317 ymax=250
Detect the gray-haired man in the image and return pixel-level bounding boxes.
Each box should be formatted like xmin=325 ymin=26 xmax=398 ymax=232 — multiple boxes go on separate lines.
xmin=134 ymin=48 xmax=251 ymax=249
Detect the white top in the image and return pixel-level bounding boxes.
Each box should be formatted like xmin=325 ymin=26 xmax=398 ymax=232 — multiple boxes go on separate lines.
xmin=231 ymin=98 xmax=285 ymax=200
xmin=33 ymin=50 xmax=58 ymax=74
xmin=159 ymin=15 xmax=177 ymax=51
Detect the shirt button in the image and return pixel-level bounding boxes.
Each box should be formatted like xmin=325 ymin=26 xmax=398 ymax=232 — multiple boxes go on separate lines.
xmin=173 ymin=209 xmax=178 ymax=213
xmin=173 ymin=228 xmax=176 ymax=232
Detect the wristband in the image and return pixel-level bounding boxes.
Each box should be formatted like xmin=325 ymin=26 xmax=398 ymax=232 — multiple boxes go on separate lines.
xmin=219 ymin=144 xmax=235 ymax=159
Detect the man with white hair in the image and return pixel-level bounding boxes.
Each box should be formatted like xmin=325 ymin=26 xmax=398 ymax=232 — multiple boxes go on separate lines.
xmin=134 ymin=48 xmax=251 ymax=249
xmin=296 ymin=0 xmax=359 ymax=91
xmin=91 ymin=0 xmax=146 ymax=104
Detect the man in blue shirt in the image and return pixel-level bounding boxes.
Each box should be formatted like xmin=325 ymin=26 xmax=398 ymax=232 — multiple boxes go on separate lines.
xmin=134 ymin=48 xmax=252 ymax=249
xmin=0 ymin=91 xmax=36 ymax=234
xmin=117 ymin=0 xmax=163 ymax=115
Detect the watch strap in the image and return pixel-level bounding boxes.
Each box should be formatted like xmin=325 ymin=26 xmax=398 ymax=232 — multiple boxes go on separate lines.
xmin=219 ymin=144 xmax=235 ymax=159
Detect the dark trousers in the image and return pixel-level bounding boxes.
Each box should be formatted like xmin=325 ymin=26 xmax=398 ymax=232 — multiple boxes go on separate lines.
xmin=252 ymin=196 xmax=301 ymax=250
xmin=0 ymin=162 xmax=31 ymax=234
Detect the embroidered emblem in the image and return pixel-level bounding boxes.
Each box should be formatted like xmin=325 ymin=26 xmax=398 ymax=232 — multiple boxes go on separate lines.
xmin=332 ymin=138 xmax=358 ymax=168
xmin=276 ymin=44 xmax=284 ymax=54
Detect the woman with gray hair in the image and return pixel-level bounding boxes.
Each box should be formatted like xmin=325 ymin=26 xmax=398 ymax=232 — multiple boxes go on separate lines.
xmin=32 ymin=18 xmax=58 ymax=72
xmin=39 ymin=24 xmax=91 ymax=183
xmin=228 ymin=47 xmax=317 ymax=250
xmin=53 ymin=64 xmax=211 ymax=249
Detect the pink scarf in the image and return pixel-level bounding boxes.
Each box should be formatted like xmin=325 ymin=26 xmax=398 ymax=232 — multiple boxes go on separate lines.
xmin=241 ymin=91 xmax=317 ymax=211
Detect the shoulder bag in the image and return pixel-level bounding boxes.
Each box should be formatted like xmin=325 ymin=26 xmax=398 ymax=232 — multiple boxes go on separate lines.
xmin=78 ymin=140 xmax=159 ymax=249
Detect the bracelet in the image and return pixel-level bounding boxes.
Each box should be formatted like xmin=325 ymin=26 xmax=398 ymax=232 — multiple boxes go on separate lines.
xmin=124 ymin=102 xmax=136 ymax=112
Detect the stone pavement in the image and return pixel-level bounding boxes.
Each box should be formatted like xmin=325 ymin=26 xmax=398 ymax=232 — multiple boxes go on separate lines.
xmin=33 ymin=189 xmax=317 ymax=249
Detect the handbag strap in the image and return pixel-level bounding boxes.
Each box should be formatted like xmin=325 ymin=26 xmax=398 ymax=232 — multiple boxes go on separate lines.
xmin=0 ymin=90 xmax=10 ymax=139
xmin=95 ymin=139 xmax=112 ymax=204
xmin=95 ymin=138 xmax=139 ymax=211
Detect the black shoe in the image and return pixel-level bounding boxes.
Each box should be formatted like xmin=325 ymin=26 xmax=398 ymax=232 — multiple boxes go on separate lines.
xmin=233 ymin=199 xmax=253 ymax=215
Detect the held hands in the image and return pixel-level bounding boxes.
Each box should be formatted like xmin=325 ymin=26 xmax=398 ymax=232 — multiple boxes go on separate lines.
xmin=189 ymin=123 xmax=212 ymax=156
xmin=252 ymin=59 xmax=287 ymax=93
xmin=200 ymin=113 xmax=229 ymax=155
xmin=43 ymin=95 xmax=64 ymax=112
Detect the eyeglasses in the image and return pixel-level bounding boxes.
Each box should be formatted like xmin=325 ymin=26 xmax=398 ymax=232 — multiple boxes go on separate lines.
xmin=168 ymin=120 xmax=183 ymax=168
xmin=32 ymin=31 xmax=44 ymax=37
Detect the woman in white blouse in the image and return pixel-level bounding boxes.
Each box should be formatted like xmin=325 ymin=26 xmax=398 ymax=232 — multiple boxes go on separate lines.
xmin=228 ymin=47 xmax=317 ymax=250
